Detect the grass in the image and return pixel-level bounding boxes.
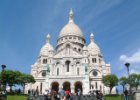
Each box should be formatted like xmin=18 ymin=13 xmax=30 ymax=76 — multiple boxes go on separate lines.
xmin=105 ymin=95 xmax=123 ymax=100
xmin=7 ymin=95 xmax=27 ymax=100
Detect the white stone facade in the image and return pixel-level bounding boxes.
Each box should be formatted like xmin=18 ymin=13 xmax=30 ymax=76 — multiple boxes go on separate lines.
xmin=25 ymin=10 xmax=112 ymax=95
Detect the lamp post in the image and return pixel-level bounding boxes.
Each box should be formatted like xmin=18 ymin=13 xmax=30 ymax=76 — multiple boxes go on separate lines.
xmin=125 ymin=62 xmax=130 ymax=77
xmin=125 ymin=62 xmax=131 ymax=94
xmin=0 ymin=65 xmax=7 ymax=99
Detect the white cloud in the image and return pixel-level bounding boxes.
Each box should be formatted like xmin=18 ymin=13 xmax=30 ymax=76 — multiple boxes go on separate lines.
xmin=120 ymin=49 xmax=140 ymax=64
xmin=119 ymin=49 xmax=140 ymax=74
xmin=130 ymin=69 xmax=140 ymax=74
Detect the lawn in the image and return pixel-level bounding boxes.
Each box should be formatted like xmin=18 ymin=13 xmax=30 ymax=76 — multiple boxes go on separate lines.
xmin=7 ymin=95 xmax=28 ymax=100
xmin=105 ymin=95 xmax=123 ymax=100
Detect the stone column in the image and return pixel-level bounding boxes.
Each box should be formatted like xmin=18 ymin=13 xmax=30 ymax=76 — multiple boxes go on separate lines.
xmin=71 ymin=83 xmax=75 ymax=94
xmin=59 ymin=83 xmax=63 ymax=92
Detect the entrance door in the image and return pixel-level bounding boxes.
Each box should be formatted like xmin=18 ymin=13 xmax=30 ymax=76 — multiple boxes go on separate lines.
xmin=74 ymin=81 xmax=82 ymax=93
xmin=51 ymin=82 xmax=59 ymax=92
xmin=63 ymin=82 xmax=71 ymax=91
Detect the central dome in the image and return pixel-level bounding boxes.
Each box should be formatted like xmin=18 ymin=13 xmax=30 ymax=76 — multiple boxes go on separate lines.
xmin=59 ymin=22 xmax=84 ymax=38
xmin=58 ymin=9 xmax=84 ymax=39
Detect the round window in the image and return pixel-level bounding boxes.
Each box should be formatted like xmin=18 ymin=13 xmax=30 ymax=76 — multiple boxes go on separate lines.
xmin=92 ymin=71 xmax=98 ymax=76
xmin=42 ymin=71 xmax=46 ymax=77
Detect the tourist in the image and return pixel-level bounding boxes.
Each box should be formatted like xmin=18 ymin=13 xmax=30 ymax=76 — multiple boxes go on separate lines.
xmin=59 ymin=88 xmax=65 ymax=100
xmin=99 ymin=91 xmax=104 ymax=100
xmin=124 ymin=89 xmax=128 ymax=100
xmin=44 ymin=89 xmax=49 ymax=100
xmin=77 ymin=89 xmax=81 ymax=100
xmin=77 ymin=89 xmax=81 ymax=96
xmin=69 ymin=93 xmax=73 ymax=100
xmin=65 ymin=90 xmax=70 ymax=100
xmin=96 ymin=91 xmax=101 ymax=100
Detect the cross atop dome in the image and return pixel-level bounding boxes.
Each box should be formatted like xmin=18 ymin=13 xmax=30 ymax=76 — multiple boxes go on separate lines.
xmin=69 ymin=9 xmax=74 ymax=23
xmin=46 ymin=33 xmax=51 ymax=43
xmin=90 ymin=32 xmax=94 ymax=42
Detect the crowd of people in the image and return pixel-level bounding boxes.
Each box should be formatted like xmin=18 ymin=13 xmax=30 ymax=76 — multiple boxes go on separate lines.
xmin=42 ymin=89 xmax=104 ymax=100
xmin=28 ymin=88 xmax=106 ymax=100
xmin=43 ymin=88 xmax=82 ymax=100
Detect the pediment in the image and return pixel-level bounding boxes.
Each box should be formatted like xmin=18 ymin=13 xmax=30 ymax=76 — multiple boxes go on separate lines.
xmin=54 ymin=47 xmax=82 ymax=58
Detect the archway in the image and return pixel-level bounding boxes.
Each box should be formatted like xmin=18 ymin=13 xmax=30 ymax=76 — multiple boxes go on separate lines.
xmin=74 ymin=81 xmax=82 ymax=93
xmin=63 ymin=81 xmax=71 ymax=91
xmin=51 ymin=82 xmax=59 ymax=92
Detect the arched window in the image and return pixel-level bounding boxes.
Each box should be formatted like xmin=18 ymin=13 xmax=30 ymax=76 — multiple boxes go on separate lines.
xmin=43 ymin=59 xmax=47 ymax=64
xmin=40 ymin=83 xmax=42 ymax=94
xmin=77 ymin=67 xmax=79 ymax=75
xmin=57 ymin=68 xmax=59 ymax=76
xmin=100 ymin=85 xmax=102 ymax=91
xmin=66 ymin=61 xmax=70 ymax=72
xmin=92 ymin=85 xmax=94 ymax=89
xmin=78 ymin=48 xmax=81 ymax=52
xmin=92 ymin=58 xmax=96 ymax=63
xmin=96 ymin=82 xmax=98 ymax=89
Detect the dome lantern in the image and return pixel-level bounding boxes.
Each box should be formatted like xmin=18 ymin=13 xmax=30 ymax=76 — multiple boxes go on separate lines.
xmin=46 ymin=34 xmax=51 ymax=43
xmin=90 ymin=33 xmax=94 ymax=42
xmin=69 ymin=9 xmax=74 ymax=23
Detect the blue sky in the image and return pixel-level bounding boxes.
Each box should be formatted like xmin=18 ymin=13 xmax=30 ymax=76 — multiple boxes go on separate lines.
xmin=0 ymin=0 xmax=140 ymax=79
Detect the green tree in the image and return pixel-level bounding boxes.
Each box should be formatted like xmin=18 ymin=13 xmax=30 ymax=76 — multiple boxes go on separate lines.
xmin=18 ymin=74 xmax=35 ymax=93
xmin=102 ymin=74 xmax=119 ymax=94
xmin=0 ymin=70 xmax=22 ymax=92
xmin=128 ymin=73 xmax=140 ymax=90
xmin=119 ymin=76 xmax=128 ymax=92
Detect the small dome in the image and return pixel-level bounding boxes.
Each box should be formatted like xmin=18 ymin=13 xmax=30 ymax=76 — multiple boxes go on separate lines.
xmin=83 ymin=45 xmax=87 ymax=51
xmin=87 ymin=33 xmax=100 ymax=55
xmin=58 ymin=9 xmax=84 ymax=39
xmin=87 ymin=42 xmax=100 ymax=55
xmin=40 ymin=43 xmax=54 ymax=56
xmin=40 ymin=34 xmax=54 ymax=56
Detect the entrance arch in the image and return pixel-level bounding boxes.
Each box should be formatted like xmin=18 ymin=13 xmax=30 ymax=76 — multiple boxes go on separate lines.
xmin=63 ymin=81 xmax=71 ymax=91
xmin=51 ymin=82 xmax=59 ymax=92
xmin=74 ymin=81 xmax=82 ymax=93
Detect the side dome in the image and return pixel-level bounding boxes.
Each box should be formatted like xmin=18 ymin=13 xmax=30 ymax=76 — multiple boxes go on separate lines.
xmin=87 ymin=33 xmax=101 ymax=55
xmin=40 ymin=34 xmax=54 ymax=56
xmin=40 ymin=43 xmax=54 ymax=56
xmin=87 ymin=42 xmax=100 ymax=55
xmin=58 ymin=9 xmax=84 ymax=39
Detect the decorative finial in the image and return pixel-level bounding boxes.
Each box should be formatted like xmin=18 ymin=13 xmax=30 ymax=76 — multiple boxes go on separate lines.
xmin=46 ymin=33 xmax=51 ymax=43
xmin=90 ymin=32 xmax=94 ymax=42
xmin=69 ymin=9 xmax=74 ymax=23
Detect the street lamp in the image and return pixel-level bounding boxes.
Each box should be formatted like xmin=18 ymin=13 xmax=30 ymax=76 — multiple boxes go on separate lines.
xmin=1 ymin=65 xmax=6 ymax=71
xmin=125 ymin=62 xmax=130 ymax=77
xmin=0 ymin=64 xmax=7 ymax=99
xmin=125 ymin=62 xmax=132 ymax=94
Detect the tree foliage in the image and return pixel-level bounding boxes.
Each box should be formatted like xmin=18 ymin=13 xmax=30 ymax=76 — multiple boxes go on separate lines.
xmin=102 ymin=74 xmax=119 ymax=94
xmin=119 ymin=76 xmax=128 ymax=92
xmin=128 ymin=73 xmax=140 ymax=90
xmin=0 ymin=70 xmax=35 ymax=92
xmin=18 ymin=74 xmax=35 ymax=92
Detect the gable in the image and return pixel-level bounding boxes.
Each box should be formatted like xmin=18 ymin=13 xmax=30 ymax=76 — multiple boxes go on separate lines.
xmin=54 ymin=47 xmax=83 ymax=58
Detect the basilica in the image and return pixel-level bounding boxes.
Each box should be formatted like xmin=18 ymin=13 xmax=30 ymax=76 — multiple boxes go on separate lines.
xmin=25 ymin=10 xmax=112 ymax=95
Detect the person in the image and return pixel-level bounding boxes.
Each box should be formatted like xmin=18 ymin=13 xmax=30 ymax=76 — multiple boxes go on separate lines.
xmin=77 ymin=89 xmax=81 ymax=100
xmin=59 ymin=88 xmax=65 ymax=100
xmin=44 ymin=89 xmax=49 ymax=100
xmin=96 ymin=91 xmax=101 ymax=100
xmin=69 ymin=93 xmax=73 ymax=100
xmin=65 ymin=90 xmax=70 ymax=100
xmin=124 ymin=89 xmax=128 ymax=100
xmin=99 ymin=91 xmax=104 ymax=100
